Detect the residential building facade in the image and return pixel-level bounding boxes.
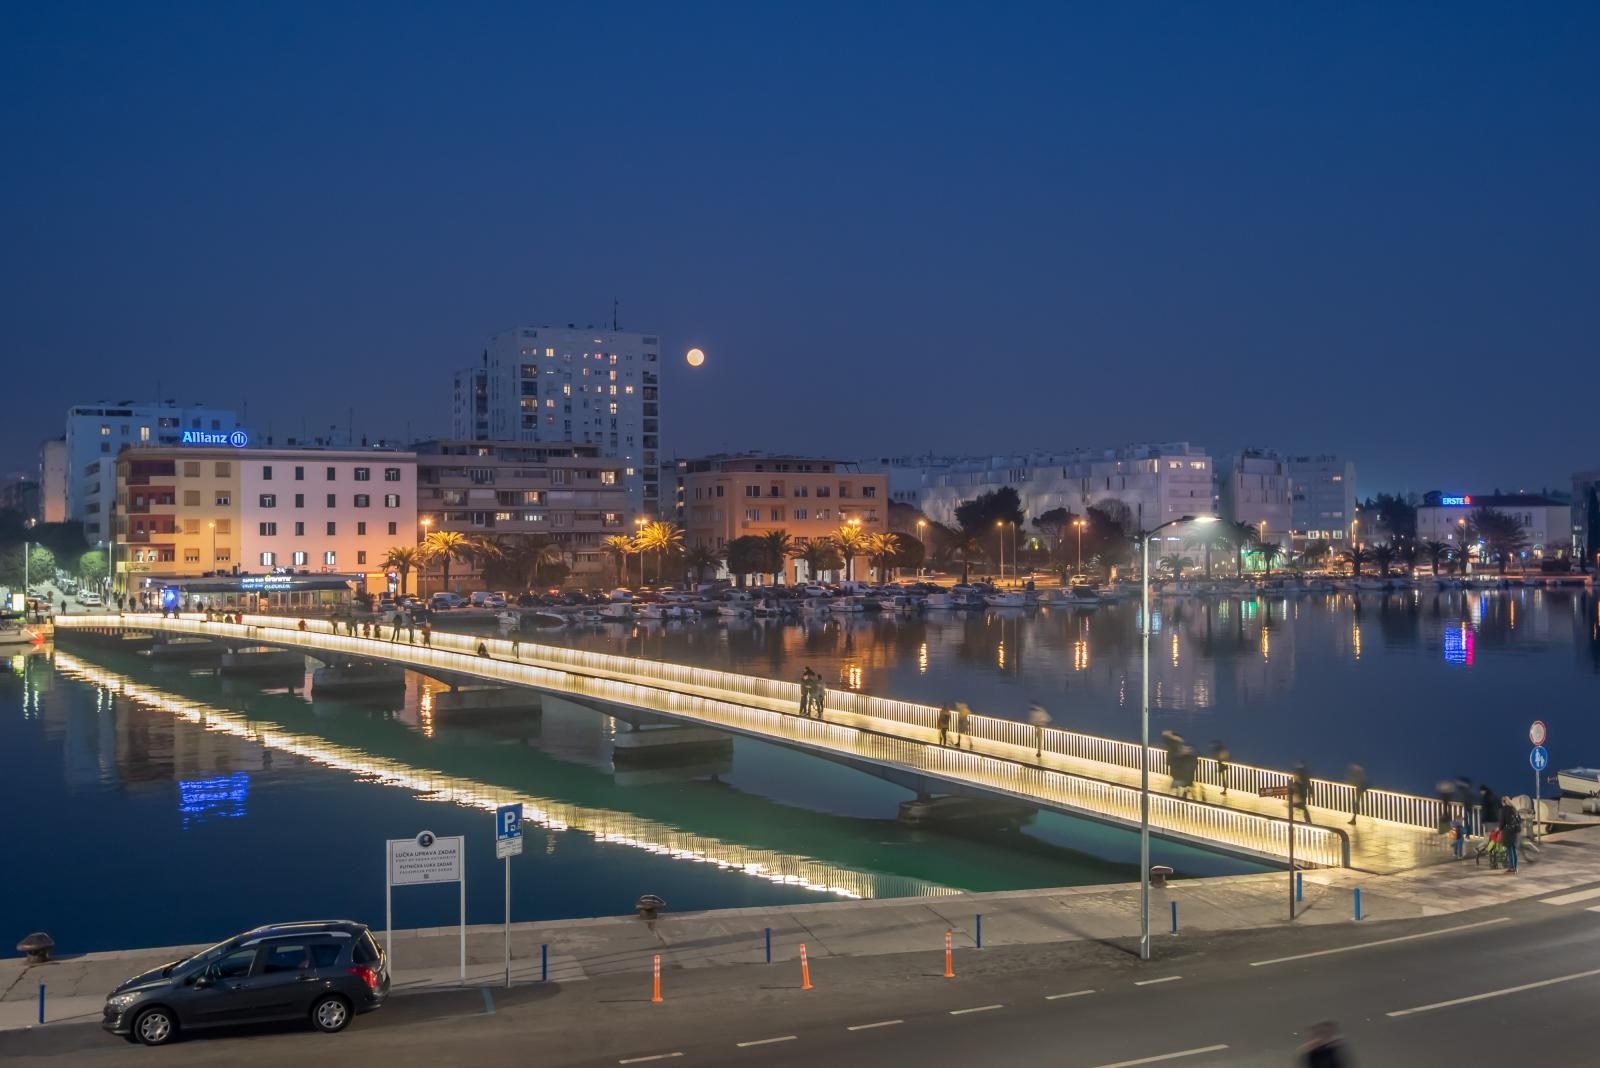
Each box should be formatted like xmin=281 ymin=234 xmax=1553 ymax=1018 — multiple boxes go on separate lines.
xmin=1416 ymin=493 xmax=1572 ymax=562
xmin=450 ymin=325 xmax=662 ymax=517
xmin=1573 ymin=469 xmax=1600 ymax=565
xmin=65 ymin=400 xmax=242 ymax=544
xmin=413 ymin=440 xmax=629 ymax=588
xmin=1286 ymin=454 xmax=1356 ymax=544
xmin=1215 ymin=450 xmax=1293 ymax=546
xmin=39 ymin=438 xmax=67 ymax=523
xmin=679 ymin=455 xmax=888 ymax=584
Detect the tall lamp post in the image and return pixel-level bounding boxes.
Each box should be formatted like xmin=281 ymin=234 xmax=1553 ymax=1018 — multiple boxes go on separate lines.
xmin=633 ymin=516 xmax=648 ymax=587
xmin=1139 ymin=513 xmax=1218 ymax=961
xmin=1073 ymin=518 xmax=1087 ymax=573
xmin=916 ymin=519 xmax=927 ymax=577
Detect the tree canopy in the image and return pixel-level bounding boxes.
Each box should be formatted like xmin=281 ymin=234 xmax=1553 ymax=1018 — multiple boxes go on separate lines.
xmin=954 ymin=487 xmax=1024 ymax=534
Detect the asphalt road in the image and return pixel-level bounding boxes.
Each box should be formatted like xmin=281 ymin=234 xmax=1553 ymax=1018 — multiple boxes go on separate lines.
xmin=7 ymin=887 xmax=1600 ymax=1067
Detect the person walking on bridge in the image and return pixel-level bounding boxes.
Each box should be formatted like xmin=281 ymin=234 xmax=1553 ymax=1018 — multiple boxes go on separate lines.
xmin=937 ymin=704 xmax=952 ymax=746
xmin=810 ymin=672 xmax=827 ymax=719
xmin=955 ymin=702 xmax=973 ymax=749
xmin=1346 ymin=764 xmax=1368 ymax=826
xmin=1028 ymin=703 xmax=1051 ymax=759
xmin=1211 ymin=739 xmax=1231 ymax=796
xmin=421 ymin=621 xmax=433 ymax=647
xmin=799 ymin=668 xmax=817 ymax=716
xmin=1293 ymin=761 xmax=1313 ymax=823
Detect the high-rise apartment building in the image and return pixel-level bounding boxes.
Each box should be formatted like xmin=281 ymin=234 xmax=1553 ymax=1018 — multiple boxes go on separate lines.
xmin=1286 ymin=454 xmax=1356 ymax=543
xmin=1215 ymin=450 xmax=1293 ymax=545
xmin=450 ymin=326 xmax=661 ymax=517
xmin=64 ymin=400 xmax=242 ymax=544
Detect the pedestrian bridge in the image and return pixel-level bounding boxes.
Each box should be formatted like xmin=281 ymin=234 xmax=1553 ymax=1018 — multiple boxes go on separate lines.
xmin=55 ymin=613 xmax=1456 ymax=873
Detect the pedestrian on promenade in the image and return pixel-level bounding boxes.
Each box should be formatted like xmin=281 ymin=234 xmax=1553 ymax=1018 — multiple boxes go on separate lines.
xmin=406 ymin=614 xmax=416 ymax=644
xmin=799 ymin=668 xmax=817 ymax=715
xmin=297 ymin=618 xmax=307 ymax=632
xmin=422 ymin=622 xmax=433 ymax=647
xmin=1293 ymin=761 xmax=1313 ymax=823
xmin=1173 ymin=746 xmax=1199 ymax=800
xmin=1500 ymin=798 xmax=1521 ymax=873
xmin=389 ymin=615 xmax=401 ymax=642
xmin=1450 ymin=812 xmax=1466 ymax=859
xmin=1028 ymin=703 xmax=1051 ymax=759
xmin=1161 ymin=730 xmax=1184 ymax=775
xmin=1211 ymin=739 xmax=1231 ymax=795
xmin=510 ymin=630 xmax=521 ymax=658
xmin=811 ymin=673 xmax=827 ymax=719
xmin=937 ymin=704 xmax=952 ymax=747
xmin=1346 ymin=763 xmax=1368 ymax=826
xmin=1301 ymin=1021 xmax=1347 ymax=1067
xmin=1478 ymin=785 xmax=1499 ymax=829
xmin=477 ymin=641 xmax=490 ymax=658
xmin=955 ymin=702 xmax=972 ymax=749
xmin=1434 ymin=779 xmax=1457 ymax=834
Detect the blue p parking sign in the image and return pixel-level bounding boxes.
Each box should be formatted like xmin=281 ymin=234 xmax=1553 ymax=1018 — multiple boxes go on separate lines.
xmin=496 ymin=803 xmax=524 ymax=859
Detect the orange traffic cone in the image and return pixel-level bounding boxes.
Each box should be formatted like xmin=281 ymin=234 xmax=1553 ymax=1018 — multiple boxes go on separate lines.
xmin=651 ymin=953 xmax=663 ymax=1003
xmin=799 ymin=942 xmax=813 ymax=990
xmin=944 ymin=929 xmax=954 ymax=978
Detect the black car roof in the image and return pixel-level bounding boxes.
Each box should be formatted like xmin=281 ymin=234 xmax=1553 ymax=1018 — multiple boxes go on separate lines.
xmin=238 ymin=920 xmax=367 ymax=942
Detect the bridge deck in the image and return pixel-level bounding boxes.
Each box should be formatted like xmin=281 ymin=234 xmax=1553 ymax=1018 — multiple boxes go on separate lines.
xmin=57 ymin=614 xmax=1455 ymax=873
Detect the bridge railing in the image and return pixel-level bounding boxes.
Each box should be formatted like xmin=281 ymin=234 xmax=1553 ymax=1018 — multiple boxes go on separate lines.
xmin=59 ymin=614 xmax=1350 ymax=867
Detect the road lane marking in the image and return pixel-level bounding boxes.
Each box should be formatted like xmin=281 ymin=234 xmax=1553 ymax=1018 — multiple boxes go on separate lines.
xmin=619 ymin=1055 xmax=683 ymax=1065
xmin=480 ymin=988 xmax=495 ymax=1014
xmin=1541 ymin=887 xmax=1600 ymax=906
xmin=847 ymin=1020 xmax=903 ymax=1031
xmin=1387 ymin=967 xmax=1600 ymax=1017
xmin=1093 ymin=1045 xmax=1229 ymax=1068
xmin=949 ymin=1004 xmax=1004 ymax=1015
xmin=1586 ymin=906 xmax=1600 ymax=914
xmin=1133 ymin=975 xmax=1183 ymax=986
xmin=1249 ymin=917 xmax=1509 ymax=966
xmin=736 ymin=1036 xmax=798 ymax=1048
xmin=1047 ymin=989 xmax=1097 ymax=1000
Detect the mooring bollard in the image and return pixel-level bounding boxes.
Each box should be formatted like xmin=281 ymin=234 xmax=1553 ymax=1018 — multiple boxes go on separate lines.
xmin=1354 ymin=887 xmax=1363 ymax=921
xmin=976 ymin=913 xmax=983 ymax=949
xmin=944 ymin=929 xmax=954 ymax=978
xmin=799 ymin=942 xmax=813 ymax=990
xmin=765 ymin=927 xmax=772 ymax=964
xmin=1171 ymin=900 xmax=1178 ymax=934
xmin=541 ymin=943 xmax=548 ymax=983
xmin=651 ymin=953 xmax=662 ymax=1003
xmin=1296 ymin=871 xmax=1303 ymax=902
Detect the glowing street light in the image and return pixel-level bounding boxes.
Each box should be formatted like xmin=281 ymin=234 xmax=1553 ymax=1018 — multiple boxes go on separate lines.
xmin=1073 ymin=517 xmax=1087 ymax=572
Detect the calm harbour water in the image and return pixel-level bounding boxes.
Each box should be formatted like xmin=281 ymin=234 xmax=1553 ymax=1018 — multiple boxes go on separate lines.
xmin=5 ymin=586 xmax=1596 ymax=953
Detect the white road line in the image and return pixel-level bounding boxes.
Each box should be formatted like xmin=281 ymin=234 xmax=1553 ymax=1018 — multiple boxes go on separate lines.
xmin=847 ymin=1019 xmax=903 ymax=1031
xmin=1540 ymin=887 xmax=1600 ymax=906
xmin=1092 ymin=1044 xmax=1230 ymax=1068
xmin=1586 ymin=906 xmax=1600 ymax=914
xmin=949 ymin=1004 xmax=1004 ymax=1015
xmin=1387 ymin=967 xmax=1600 ymax=1018
xmin=618 ymin=1055 xmax=683 ymax=1065
xmin=1248 ymin=917 xmax=1509 ymax=966
xmin=1046 ymin=989 xmax=1097 ymax=1000
xmin=1134 ymin=975 xmax=1183 ymax=986
xmin=736 ymin=1036 xmax=798 ymax=1048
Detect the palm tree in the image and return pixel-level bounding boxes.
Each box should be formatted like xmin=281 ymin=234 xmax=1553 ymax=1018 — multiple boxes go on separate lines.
xmin=831 ymin=523 xmax=867 ymax=582
xmin=1255 ymin=541 xmax=1283 ymax=579
xmin=420 ymin=530 xmax=478 ymax=593
xmin=759 ymin=530 xmax=795 ymax=587
xmin=1370 ymin=543 xmax=1397 ymax=578
xmin=1202 ymin=528 xmax=1233 ymax=580
xmin=602 ymin=534 xmax=637 ymax=587
xmin=1422 ymin=540 xmax=1451 ymax=576
xmin=1343 ymin=544 xmax=1371 ymax=578
xmin=493 ymin=533 xmax=564 ymax=589
xmin=1298 ymin=540 xmax=1332 ymax=573
xmin=1229 ymin=522 xmax=1260 ymax=576
xmin=945 ymin=529 xmax=983 ymax=584
xmin=381 ymin=545 xmax=420 ymax=598
xmin=792 ymin=539 xmax=842 ymax=584
xmin=1160 ymin=554 xmax=1194 ymax=580
xmin=863 ymin=531 xmax=903 ymax=585
xmin=682 ymin=545 xmax=720 ymax=586
xmin=636 ymin=521 xmax=684 ymax=583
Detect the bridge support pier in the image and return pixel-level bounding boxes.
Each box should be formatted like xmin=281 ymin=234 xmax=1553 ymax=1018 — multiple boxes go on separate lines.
xmin=897 ymin=796 xmax=1037 ymax=830
xmin=311 ymin=663 xmax=406 ymax=697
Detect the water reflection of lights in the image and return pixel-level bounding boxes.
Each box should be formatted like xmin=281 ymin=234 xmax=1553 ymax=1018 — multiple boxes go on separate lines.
xmin=996 ymin=641 xmax=1006 ymax=671
xmin=51 ymin=652 xmax=949 ymax=902
xmin=1170 ymin=631 xmax=1180 ymax=667
xmin=1260 ymin=626 xmax=1270 ymax=662
xmin=1443 ymin=624 xmax=1475 ymax=666
xmin=1073 ymin=640 xmax=1088 ymax=672
xmin=1351 ymin=622 xmax=1362 ymax=660
xmin=917 ymin=643 xmax=928 ymax=674
xmin=178 ymin=774 xmax=250 ymax=827
xmin=845 ymin=664 xmax=863 ymax=691
xmin=418 ymin=684 xmax=436 ymax=738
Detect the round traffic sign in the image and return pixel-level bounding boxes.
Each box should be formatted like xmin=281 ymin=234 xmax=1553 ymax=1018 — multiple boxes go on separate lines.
xmin=1529 ymin=720 xmax=1547 ymax=746
xmin=1531 ymin=746 xmax=1549 ymax=772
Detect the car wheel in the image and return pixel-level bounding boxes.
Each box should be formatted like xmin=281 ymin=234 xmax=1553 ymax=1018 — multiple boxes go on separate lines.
xmin=310 ymin=994 xmax=351 ymax=1034
xmin=134 ymin=1007 xmax=176 ymax=1046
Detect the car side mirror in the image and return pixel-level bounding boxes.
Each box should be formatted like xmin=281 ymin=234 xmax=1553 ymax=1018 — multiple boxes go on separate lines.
xmin=192 ymin=965 xmax=218 ymax=988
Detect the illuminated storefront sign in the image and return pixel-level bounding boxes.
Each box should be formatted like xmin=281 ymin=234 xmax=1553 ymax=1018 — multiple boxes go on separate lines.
xmin=1440 ymin=495 xmax=1472 ymax=506
xmin=181 ymin=429 xmax=249 ymax=447
xmin=239 ymin=575 xmax=294 ymax=590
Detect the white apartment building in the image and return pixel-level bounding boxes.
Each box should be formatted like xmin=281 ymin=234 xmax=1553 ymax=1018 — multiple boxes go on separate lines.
xmin=1215 ymin=450 xmax=1293 ymax=545
xmin=65 ymin=400 xmax=242 ymax=544
xmin=451 ymin=325 xmax=662 ymax=517
xmin=38 ymin=438 xmax=67 ymax=523
xmin=1287 ymin=454 xmax=1355 ymax=543
xmin=1416 ymin=493 xmax=1572 ymax=560
xmin=1573 ymin=469 xmax=1600 ymax=564
xmin=873 ymin=444 xmax=1216 ymax=532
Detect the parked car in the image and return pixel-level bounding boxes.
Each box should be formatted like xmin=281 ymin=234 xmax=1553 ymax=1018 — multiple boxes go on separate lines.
xmin=78 ymin=592 xmax=103 ymax=607
xmin=102 ymin=920 xmax=389 ymax=1046
xmin=429 ymin=592 xmax=467 ymax=611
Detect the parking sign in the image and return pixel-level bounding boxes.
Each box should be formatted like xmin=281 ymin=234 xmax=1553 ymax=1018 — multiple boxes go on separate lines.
xmin=496 ymin=803 xmax=524 ymax=859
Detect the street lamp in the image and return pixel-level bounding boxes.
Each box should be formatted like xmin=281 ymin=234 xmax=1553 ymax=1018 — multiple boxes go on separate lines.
xmin=1073 ymin=518 xmax=1087 ymax=573
xmin=916 ymin=519 xmax=927 ymax=577
xmin=634 ymin=516 xmax=648 ymax=587
xmin=208 ymin=521 xmax=216 ymax=570
xmin=1138 ymin=513 xmax=1218 ymax=961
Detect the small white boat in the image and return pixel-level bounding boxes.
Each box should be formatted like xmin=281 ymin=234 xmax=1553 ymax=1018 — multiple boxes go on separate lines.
xmin=0 ymin=621 xmax=39 ymax=646
xmin=830 ymin=595 xmax=866 ymax=614
xmin=984 ymin=591 xmax=1028 ymax=608
xmin=717 ymin=603 xmax=752 ymax=619
xmin=924 ymin=592 xmax=951 ymax=609
xmin=1557 ymin=768 xmax=1600 ymax=798
xmin=635 ymin=603 xmax=668 ymax=620
xmin=598 ymin=602 xmax=632 ymax=620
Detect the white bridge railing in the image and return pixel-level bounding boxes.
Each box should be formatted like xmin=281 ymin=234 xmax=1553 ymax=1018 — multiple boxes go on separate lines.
xmin=62 ymin=613 xmax=1367 ymax=867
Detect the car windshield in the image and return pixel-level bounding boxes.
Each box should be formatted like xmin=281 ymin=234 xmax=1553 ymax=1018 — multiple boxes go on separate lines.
xmin=163 ymin=937 xmax=239 ymax=976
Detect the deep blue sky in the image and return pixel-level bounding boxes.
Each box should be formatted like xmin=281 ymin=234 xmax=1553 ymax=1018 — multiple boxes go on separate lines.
xmin=3 ymin=3 xmax=1596 ymax=496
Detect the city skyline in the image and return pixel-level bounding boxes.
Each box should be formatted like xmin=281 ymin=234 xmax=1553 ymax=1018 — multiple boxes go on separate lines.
xmin=4 ymin=6 xmax=1597 ymax=494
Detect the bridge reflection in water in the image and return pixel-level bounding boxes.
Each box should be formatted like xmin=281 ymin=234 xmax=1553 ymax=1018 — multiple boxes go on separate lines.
xmin=51 ymin=650 xmax=958 ymax=902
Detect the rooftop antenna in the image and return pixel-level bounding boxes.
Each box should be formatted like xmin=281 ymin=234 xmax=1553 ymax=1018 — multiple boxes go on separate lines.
xmin=613 ymin=298 xmax=619 ymax=331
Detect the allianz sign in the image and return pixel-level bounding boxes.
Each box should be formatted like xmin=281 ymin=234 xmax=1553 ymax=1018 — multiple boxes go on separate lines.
xmin=181 ymin=430 xmax=250 ymax=447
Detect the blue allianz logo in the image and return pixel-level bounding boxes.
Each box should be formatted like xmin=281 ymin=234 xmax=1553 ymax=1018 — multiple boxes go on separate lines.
xmin=228 ymin=430 xmax=249 ymax=448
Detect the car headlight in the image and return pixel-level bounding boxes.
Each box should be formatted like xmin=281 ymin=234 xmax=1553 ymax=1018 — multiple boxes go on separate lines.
xmin=106 ymin=992 xmax=142 ymax=1010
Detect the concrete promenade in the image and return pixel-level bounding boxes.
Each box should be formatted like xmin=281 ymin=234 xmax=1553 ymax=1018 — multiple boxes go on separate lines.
xmin=10 ymin=824 xmax=1600 ymax=1034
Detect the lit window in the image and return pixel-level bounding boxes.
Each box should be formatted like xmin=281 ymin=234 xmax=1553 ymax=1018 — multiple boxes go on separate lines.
xmin=384 ymin=494 xmax=400 ymax=507
xmin=260 ymin=552 xmax=275 ymax=566
xmin=293 ymin=551 xmax=307 ymax=565
xmin=323 ymin=551 xmax=337 ymax=566
xmin=356 ymin=550 xmax=367 ymax=565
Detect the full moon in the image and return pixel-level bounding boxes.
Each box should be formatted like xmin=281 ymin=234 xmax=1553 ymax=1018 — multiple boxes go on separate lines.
xmin=685 ymin=347 xmax=705 ymax=367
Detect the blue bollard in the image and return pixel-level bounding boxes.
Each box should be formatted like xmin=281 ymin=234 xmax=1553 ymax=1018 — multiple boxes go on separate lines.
xmin=1296 ymin=871 xmax=1303 ymax=902
xmin=541 ymin=943 xmax=548 ymax=982
xmin=976 ymin=914 xmax=983 ymax=949
xmin=38 ymin=984 xmax=45 ymax=1025
xmin=765 ymin=927 xmax=772 ymax=964
xmin=1354 ymin=887 xmax=1362 ymax=921
xmin=1171 ymin=900 xmax=1178 ymax=934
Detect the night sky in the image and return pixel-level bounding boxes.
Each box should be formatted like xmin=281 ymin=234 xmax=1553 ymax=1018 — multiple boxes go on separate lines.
xmin=3 ymin=4 xmax=1596 ymax=495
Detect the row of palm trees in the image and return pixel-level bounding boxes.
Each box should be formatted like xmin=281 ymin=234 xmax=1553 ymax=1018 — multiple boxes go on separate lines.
xmin=381 ymin=529 xmax=568 ymax=596
xmin=594 ymin=523 xmax=914 ymax=588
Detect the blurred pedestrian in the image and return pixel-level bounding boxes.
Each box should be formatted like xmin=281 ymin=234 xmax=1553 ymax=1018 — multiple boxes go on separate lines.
xmin=936 ymin=704 xmax=952 ymax=746
xmin=509 ymin=631 xmax=521 ymax=658
xmin=476 ymin=640 xmax=490 ymax=658
xmin=422 ymin=622 xmax=433 ymax=647
xmin=955 ymin=702 xmax=972 ymax=749
xmin=811 ymin=673 xmax=827 ymax=718
xmin=1211 ymin=739 xmax=1231 ymax=796
xmin=1028 ymin=703 xmax=1051 ymax=759
xmin=1174 ymin=746 xmax=1199 ymax=800
xmin=1500 ymin=798 xmax=1521 ymax=873
xmin=406 ymin=613 xmax=416 ymax=644
xmin=1478 ymin=785 xmax=1499 ymax=829
xmin=799 ymin=668 xmax=817 ymax=715
xmin=1301 ymin=1021 xmax=1347 ymax=1067
xmin=1293 ymin=762 xmax=1313 ymax=823
xmin=1435 ymin=780 xmax=1457 ymax=834
xmin=1346 ymin=764 xmax=1368 ymax=826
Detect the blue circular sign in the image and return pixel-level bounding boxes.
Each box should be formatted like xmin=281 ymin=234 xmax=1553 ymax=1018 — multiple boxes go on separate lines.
xmin=1531 ymin=746 xmax=1549 ymax=771
xmin=227 ymin=430 xmax=249 ymax=448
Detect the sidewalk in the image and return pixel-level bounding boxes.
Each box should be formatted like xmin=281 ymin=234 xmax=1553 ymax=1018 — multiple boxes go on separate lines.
xmin=8 ymin=824 xmax=1597 ymax=1033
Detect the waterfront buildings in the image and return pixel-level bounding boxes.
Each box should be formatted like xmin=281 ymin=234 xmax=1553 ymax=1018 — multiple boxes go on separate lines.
xmin=65 ymin=401 xmax=243 ymax=544
xmin=1573 ymin=469 xmax=1600 ymax=565
xmin=1286 ymin=454 xmax=1356 ymax=545
xmin=0 ymin=476 xmax=40 ymax=519
xmin=1214 ymin=450 xmax=1293 ymax=546
xmin=113 ymin=444 xmax=416 ymax=596
xmin=677 ymin=454 xmax=888 ymax=583
xmin=450 ymin=325 xmax=662 ymax=518
xmin=38 ymin=438 xmax=67 ymax=523
xmin=865 ymin=444 xmax=1216 ymax=533
xmin=412 ymin=439 xmax=629 ymax=588
xmin=1416 ymin=492 xmax=1572 ymax=561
